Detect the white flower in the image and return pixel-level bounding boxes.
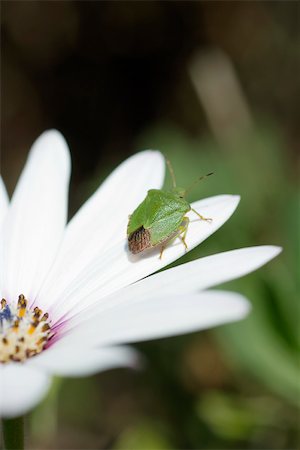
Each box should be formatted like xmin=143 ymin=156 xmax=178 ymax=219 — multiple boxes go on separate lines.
xmin=0 ymin=130 xmax=281 ymax=418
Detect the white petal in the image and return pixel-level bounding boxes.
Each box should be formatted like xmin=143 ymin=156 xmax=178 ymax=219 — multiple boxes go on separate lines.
xmin=38 ymin=150 xmax=165 ymax=311
xmin=46 ymin=195 xmax=240 ymax=321
xmin=110 ymin=245 xmax=283 ymax=302
xmin=57 ymin=291 xmax=250 ymax=347
xmin=68 ymin=245 xmax=281 ymax=329
xmin=0 ymin=130 xmax=71 ymax=302
xmin=64 ymin=150 xmax=165 ymax=253
xmin=28 ymin=345 xmax=139 ymax=377
xmin=0 ymin=364 xmax=51 ymax=418
xmin=0 ymin=177 xmax=9 ymax=225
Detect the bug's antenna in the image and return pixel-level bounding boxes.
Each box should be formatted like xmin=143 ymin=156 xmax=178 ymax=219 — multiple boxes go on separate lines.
xmin=166 ymin=159 xmax=177 ymax=189
xmin=185 ymin=172 xmax=214 ymax=195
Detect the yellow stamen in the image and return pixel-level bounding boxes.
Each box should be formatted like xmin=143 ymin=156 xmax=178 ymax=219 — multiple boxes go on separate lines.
xmin=17 ymin=295 xmax=27 ymax=318
xmin=28 ymin=324 xmax=37 ymax=335
xmin=13 ymin=320 xmax=20 ymax=332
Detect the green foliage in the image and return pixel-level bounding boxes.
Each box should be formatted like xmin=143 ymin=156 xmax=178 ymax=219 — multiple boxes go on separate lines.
xmin=197 ymin=391 xmax=299 ymax=447
xmin=114 ymin=421 xmax=172 ymax=450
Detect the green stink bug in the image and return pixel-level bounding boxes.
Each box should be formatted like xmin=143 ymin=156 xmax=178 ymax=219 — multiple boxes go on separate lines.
xmin=127 ymin=160 xmax=213 ymax=258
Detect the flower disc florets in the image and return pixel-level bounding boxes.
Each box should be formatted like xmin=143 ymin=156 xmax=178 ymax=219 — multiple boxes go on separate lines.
xmin=0 ymin=294 xmax=52 ymax=363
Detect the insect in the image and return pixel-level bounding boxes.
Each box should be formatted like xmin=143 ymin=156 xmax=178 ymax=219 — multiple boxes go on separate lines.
xmin=127 ymin=159 xmax=213 ymax=258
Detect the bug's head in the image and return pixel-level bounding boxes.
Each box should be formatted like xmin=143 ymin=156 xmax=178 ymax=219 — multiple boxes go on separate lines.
xmin=166 ymin=158 xmax=213 ymax=198
xmin=173 ymin=186 xmax=187 ymax=198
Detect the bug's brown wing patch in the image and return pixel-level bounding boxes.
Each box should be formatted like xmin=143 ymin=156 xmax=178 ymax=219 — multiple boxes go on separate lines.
xmin=128 ymin=226 xmax=151 ymax=254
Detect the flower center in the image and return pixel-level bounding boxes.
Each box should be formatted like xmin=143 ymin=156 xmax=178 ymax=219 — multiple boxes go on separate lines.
xmin=0 ymin=294 xmax=53 ymax=363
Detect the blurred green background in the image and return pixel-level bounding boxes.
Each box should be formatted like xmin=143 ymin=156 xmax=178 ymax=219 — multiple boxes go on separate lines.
xmin=1 ymin=2 xmax=299 ymax=449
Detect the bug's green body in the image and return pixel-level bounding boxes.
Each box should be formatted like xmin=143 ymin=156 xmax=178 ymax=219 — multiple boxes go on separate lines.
xmin=127 ymin=189 xmax=191 ymax=254
xmin=127 ymin=159 xmax=212 ymax=256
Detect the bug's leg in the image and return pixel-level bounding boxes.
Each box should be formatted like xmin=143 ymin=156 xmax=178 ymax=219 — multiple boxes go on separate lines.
xmin=191 ymin=208 xmax=212 ymax=223
xmin=159 ymin=245 xmax=165 ymax=259
xmin=178 ymin=216 xmax=189 ymax=251
xmin=159 ymin=218 xmax=189 ymax=259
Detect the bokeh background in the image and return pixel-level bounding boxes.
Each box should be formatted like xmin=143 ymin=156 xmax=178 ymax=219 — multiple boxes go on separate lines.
xmin=1 ymin=1 xmax=299 ymax=449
